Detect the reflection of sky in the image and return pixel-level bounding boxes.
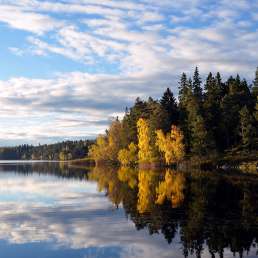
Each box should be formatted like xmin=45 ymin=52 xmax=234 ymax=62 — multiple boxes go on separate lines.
xmin=0 ymin=169 xmax=257 ymax=258
xmin=0 ymin=170 xmax=182 ymax=258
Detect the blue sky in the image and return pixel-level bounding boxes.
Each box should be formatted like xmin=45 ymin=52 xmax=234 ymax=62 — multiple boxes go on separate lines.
xmin=0 ymin=0 xmax=257 ymax=146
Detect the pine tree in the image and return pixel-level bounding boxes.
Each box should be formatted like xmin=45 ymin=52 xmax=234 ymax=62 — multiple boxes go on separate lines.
xmin=191 ymin=115 xmax=209 ymax=155
xmin=252 ymin=67 xmax=258 ymax=98
xmin=160 ymin=88 xmax=179 ymax=128
xmin=147 ymin=98 xmax=170 ymax=143
xmin=122 ymin=97 xmax=148 ymax=144
xmin=239 ymin=106 xmax=255 ymax=149
xmin=178 ymin=73 xmax=189 ymax=105
xmin=203 ymin=72 xmax=221 ymax=151
xmin=178 ymin=74 xmax=192 ymax=152
xmin=193 ymin=67 xmax=202 ymax=101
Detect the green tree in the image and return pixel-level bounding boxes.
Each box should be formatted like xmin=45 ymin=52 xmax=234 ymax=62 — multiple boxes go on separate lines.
xmin=122 ymin=97 xmax=149 ymax=144
xmin=147 ymin=98 xmax=170 ymax=143
xmin=193 ymin=66 xmax=202 ymax=102
xmin=191 ymin=115 xmax=209 ymax=155
xmin=221 ymin=75 xmax=253 ymax=149
xmin=252 ymin=67 xmax=258 ymax=98
xmin=239 ymin=106 xmax=255 ymax=149
xmin=178 ymin=72 xmax=191 ymax=107
xmin=178 ymin=74 xmax=193 ymax=152
xmin=203 ymin=72 xmax=222 ymax=151
xmin=160 ymin=88 xmax=179 ymax=128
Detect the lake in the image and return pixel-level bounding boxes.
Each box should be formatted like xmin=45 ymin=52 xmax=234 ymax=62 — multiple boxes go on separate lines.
xmin=0 ymin=162 xmax=257 ymax=258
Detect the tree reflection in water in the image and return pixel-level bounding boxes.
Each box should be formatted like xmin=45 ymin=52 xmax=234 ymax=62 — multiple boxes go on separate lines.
xmin=89 ymin=166 xmax=258 ymax=258
xmin=2 ymin=162 xmax=257 ymax=258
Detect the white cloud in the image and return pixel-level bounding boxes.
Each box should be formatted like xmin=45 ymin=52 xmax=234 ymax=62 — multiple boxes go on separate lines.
xmin=0 ymin=171 xmax=182 ymax=257
xmin=0 ymin=5 xmax=63 ymax=34
xmin=0 ymin=71 xmax=171 ymax=143
xmin=8 ymin=47 xmax=25 ymax=56
xmin=0 ymin=0 xmax=257 ymax=144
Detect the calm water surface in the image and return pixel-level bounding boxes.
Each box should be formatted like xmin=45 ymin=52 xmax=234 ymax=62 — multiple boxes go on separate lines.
xmin=0 ymin=162 xmax=257 ymax=258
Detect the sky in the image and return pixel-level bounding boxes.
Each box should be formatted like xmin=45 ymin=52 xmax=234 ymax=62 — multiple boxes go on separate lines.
xmin=0 ymin=0 xmax=257 ymax=146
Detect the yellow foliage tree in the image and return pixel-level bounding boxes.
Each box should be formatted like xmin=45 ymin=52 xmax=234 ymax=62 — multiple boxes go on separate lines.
xmin=137 ymin=169 xmax=158 ymax=213
xmin=156 ymin=169 xmax=185 ymax=207
xmin=88 ymin=135 xmax=109 ymax=164
xmin=156 ymin=125 xmax=185 ymax=165
xmin=106 ymin=120 xmax=123 ymax=161
xmin=137 ymin=118 xmax=157 ymax=163
xmin=89 ymin=120 xmax=123 ymax=164
xmin=118 ymin=142 xmax=138 ymax=166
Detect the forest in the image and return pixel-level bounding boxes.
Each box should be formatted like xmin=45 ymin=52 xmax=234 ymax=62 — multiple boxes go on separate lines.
xmin=89 ymin=67 xmax=258 ymax=167
xmin=0 ymin=140 xmax=93 ymax=160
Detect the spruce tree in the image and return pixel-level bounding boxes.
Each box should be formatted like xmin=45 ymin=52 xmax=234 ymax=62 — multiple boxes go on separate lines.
xmin=252 ymin=67 xmax=258 ymax=98
xmin=178 ymin=74 xmax=192 ymax=152
xmin=160 ymin=88 xmax=179 ymax=128
xmin=239 ymin=106 xmax=255 ymax=149
xmin=193 ymin=67 xmax=202 ymax=101
xmin=203 ymin=72 xmax=221 ymax=151
xmin=191 ymin=114 xmax=209 ymax=155
xmin=178 ymin=73 xmax=189 ymax=106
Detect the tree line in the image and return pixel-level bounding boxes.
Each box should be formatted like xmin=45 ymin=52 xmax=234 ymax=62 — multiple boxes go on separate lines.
xmin=0 ymin=140 xmax=94 ymax=160
xmin=89 ymin=67 xmax=258 ymax=166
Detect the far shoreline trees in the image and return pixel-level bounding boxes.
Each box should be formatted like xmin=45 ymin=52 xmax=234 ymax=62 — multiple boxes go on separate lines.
xmin=0 ymin=140 xmax=93 ymax=161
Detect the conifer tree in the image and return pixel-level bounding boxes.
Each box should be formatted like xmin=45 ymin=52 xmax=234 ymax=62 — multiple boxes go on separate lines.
xmin=191 ymin=115 xmax=208 ymax=155
xmin=178 ymin=74 xmax=193 ymax=152
xmin=193 ymin=67 xmax=202 ymax=101
xmin=239 ymin=106 xmax=255 ymax=149
xmin=203 ymin=72 xmax=221 ymax=150
xmin=160 ymin=88 xmax=179 ymax=127
xmin=252 ymin=67 xmax=258 ymax=98
xmin=178 ymin=73 xmax=189 ymax=105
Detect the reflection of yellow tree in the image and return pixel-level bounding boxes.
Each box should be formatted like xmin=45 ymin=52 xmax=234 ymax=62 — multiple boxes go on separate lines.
xmin=156 ymin=169 xmax=185 ymax=207
xmin=137 ymin=170 xmax=159 ymax=213
xmin=118 ymin=167 xmax=138 ymax=189
xmin=88 ymin=166 xmax=124 ymax=206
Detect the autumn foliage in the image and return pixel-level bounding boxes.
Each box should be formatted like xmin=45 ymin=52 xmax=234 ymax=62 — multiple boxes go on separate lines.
xmin=156 ymin=125 xmax=185 ymax=165
xmin=137 ymin=118 xmax=158 ymax=163
xmin=89 ymin=67 xmax=258 ymax=166
xmin=118 ymin=142 xmax=138 ymax=166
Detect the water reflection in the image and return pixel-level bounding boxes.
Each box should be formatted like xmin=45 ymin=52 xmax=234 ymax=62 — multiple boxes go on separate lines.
xmin=89 ymin=166 xmax=258 ymax=258
xmin=0 ymin=162 xmax=257 ymax=258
